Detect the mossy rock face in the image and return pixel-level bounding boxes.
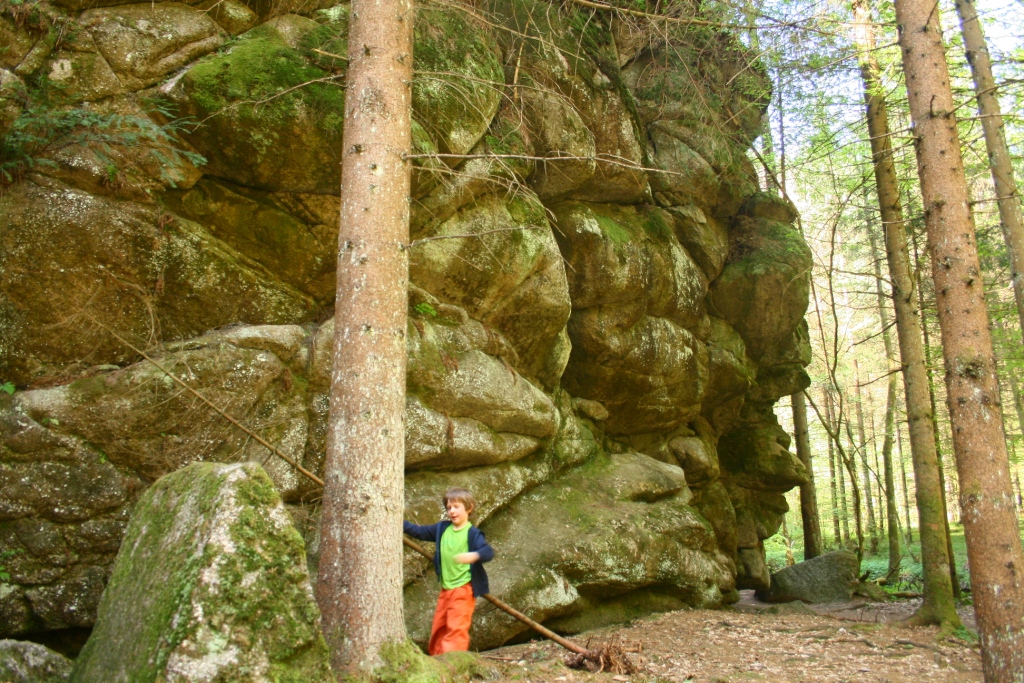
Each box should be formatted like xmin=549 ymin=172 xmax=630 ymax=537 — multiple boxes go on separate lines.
xmin=708 ymin=214 xmax=812 ymax=362
xmin=0 ymin=640 xmax=72 ymax=683
xmin=551 ymin=202 xmax=710 ymax=434
xmin=166 ymin=20 xmax=347 ymax=193
xmin=718 ymin=404 xmax=808 ymax=493
xmin=409 ymin=192 xmax=572 ymax=388
xmin=0 ymin=182 xmax=314 ymax=385
xmin=69 ymin=462 xmax=334 ymax=683
xmin=404 ymin=452 xmax=732 ymax=650
xmin=167 ymin=177 xmax=338 ymax=300
xmin=79 ymin=3 xmax=226 ymax=92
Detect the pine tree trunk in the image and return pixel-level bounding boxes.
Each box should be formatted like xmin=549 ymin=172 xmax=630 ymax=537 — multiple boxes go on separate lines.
xmin=826 ymin=389 xmax=852 ymax=545
xmin=315 ymin=0 xmax=414 ymax=671
xmin=954 ymin=0 xmax=1024 ymax=338
xmin=794 ymin=391 xmax=823 ymax=559
xmin=868 ymin=220 xmax=903 ymax=580
xmin=894 ymin=0 xmax=1024 ymax=671
xmin=897 ymin=420 xmax=914 ymax=544
xmin=911 ymin=228 xmax=962 ymax=598
xmin=827 ymin=390 xmax=843 ymax=547
xmin=853 ymin=360 xmax=879 ymax=554
xmin=851 ymin=0 xmax=961 ymax=624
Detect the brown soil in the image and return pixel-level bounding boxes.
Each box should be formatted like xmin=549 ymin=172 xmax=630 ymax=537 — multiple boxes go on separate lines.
xmin=481 ymin=592 xmax=982 ymax=683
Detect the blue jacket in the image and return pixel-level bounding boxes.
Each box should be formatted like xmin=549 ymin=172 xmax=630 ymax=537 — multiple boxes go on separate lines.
xmin=403 ymin=520 xmax=494 ymax=597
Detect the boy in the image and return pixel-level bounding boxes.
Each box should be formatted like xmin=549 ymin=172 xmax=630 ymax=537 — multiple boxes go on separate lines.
xmin=403 ymin=487 xmax=494 ymax=655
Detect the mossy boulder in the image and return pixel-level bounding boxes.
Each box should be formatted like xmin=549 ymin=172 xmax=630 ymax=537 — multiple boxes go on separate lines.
xmin=718 ymin=405 xmax=808 ymax=493
xmin=756 ymin=550 xmax=859 ymax=604
xmin=0 ymin=640 xmax=72 ymax=683
xmin=69 ymin=462 xmax=333 ymax=683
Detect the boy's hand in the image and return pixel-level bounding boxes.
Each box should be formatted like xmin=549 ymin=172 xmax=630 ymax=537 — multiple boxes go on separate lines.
xmin=453 ymin=552 xmax=480 ymax=564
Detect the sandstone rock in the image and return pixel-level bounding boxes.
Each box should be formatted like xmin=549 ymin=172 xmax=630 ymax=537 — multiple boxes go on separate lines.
xmin=564 ymin=304 xmax=708 ymax=435
xmin=0 ymin=182 xmax=315 ymax=384
xmin=0 ymin=69 xmax=24 ymax=139
xmin=409 ymin=192 xmax=571 ymax=387
xmin=756 ymin=550 xmax=859 ymax=604
xmin=0 ymin=640 xmax=72 ymax=683
xmin=718 ymin=406 xmax=808 ymax=492
xmin=69 ymin=462 xmax=333 ymax=683
xmin=569 ymin=85 xmax=648 ymax=204
xmin=196 ymin=0 xmax=258 ymax=34
xmin=668 ymin=205 xmax=729 ymax=281
xmin=649 ymin=121 xmax=719 ymax=210
xmin=168 ymin=178 xmax=338 ymax=299
xmin=709 ymin=212 xmax=812 ymax=362
xmin=44 ymin=49 xmax=122 ymax=103
xmin=80 ymin=3 xmax=225 ymax=91
xmin=0 ymin=17 xmax=38 ymax=70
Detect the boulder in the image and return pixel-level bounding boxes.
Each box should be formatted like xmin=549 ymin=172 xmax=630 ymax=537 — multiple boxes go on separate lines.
xmin=69 ymin=462 xmax=333 ymax=683
xmin=756 ymin=550 xmax=859 ymax=604
xmin=80 ymin=3 xmax=226 ymax=91
xmin=0 ymin=640 xmax=72 ymax=683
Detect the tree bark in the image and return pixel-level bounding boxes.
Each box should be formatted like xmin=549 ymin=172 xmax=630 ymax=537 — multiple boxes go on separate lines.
xmin=853 ymin=359 xmax=879 ymax=554
xmin=894 ymin=0 xmax=1024 ymax=671
xmin=851 ymin=0 xmax=961 ymax=626
xmin=826 ymin=388 xmax=843 ymax=547
xmin=911 ymin=225 xmax=962 ymax=598
xmin=897 ymin=418 xmax=914 ymax=544
xmin=315 ymin=0 xmax=414 ymax=671
xmin=794 ymin=391 xmax=823 ymax=559
xmin=954 ymin=0 xmax=1024 ymax=339
xmin=868 ymin=219 xmax=903 ymax=580
xmin=827 ymin=389 xmax=852 ymax=544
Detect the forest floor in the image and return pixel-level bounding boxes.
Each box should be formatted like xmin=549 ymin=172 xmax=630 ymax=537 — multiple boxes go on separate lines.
xmin=480 ymin=591 xmax=982 ymax=683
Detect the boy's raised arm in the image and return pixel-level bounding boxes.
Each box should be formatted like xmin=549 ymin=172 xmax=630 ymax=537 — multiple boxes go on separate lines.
xmin=403 ymin=520 xmax=440 ymax=542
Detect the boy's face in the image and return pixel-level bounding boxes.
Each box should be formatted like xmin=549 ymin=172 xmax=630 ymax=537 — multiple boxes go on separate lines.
xmin=446 ymin=499 xmax=470 ymax=527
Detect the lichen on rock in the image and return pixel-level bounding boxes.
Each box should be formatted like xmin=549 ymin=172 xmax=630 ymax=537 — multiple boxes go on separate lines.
xmin=68 ymin=462 xmax=333 ymax=683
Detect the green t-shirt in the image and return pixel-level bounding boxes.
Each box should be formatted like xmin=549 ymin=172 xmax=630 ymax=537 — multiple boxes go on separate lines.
xmin=440 ymin=524 xmax=472 ymax=590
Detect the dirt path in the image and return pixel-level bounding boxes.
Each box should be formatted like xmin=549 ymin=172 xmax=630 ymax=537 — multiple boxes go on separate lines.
xmin=481 ymin=592 xmax=982 ymax=683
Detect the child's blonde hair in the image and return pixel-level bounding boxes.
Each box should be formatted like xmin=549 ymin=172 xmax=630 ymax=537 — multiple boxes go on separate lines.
xmin=443 ymin=487 xmax=477 ymax=515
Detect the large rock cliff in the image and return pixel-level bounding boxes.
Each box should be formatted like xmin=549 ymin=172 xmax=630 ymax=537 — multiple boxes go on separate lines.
xmin=0 ymin=0 xmax=812 ymax=647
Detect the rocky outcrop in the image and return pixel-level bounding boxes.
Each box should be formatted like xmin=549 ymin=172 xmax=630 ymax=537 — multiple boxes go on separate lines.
xmin=0 ymin=0 xmax=811 ymax=648
xmin=68 ymin=462 xmax=332 ymax=683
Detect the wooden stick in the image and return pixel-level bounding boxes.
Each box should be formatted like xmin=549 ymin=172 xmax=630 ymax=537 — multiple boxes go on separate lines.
xmin=401 ymin=536 xmax=590 ymax=655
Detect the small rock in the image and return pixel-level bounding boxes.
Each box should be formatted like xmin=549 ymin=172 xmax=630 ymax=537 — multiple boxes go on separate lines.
xmin=0 ymin=640 xmax=72 ymax=683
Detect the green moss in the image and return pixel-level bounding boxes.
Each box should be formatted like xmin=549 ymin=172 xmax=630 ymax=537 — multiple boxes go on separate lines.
xmin=374 ymin=640 xmax=447 ymax=683
xmin=184 ymin=26 xmax=346 ymax=154
xmin=594 ymin=213 xmax=632 ymax=244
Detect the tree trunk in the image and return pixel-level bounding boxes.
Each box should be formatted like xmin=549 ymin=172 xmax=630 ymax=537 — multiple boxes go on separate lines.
xmin=825 ymin=388 xmax=853 ymax=545
xmin=794 ymin=391 xmax=823 ymax=559
xmin=911 ymin=226 xmax=962 ymax=598
xmin=315 ymin=0 xmax=414 ymax=671
xmin=868 ymin=219 xmax=903 ymax=580
xmin=894 ymin=0 xmax=1024 ymax=671
xmin=897 ymin=418 xmax=914 ymax=543
xmin=851 ymin=0 xmax=961 ymax=626
xmin=954 ymin=0 xmax=1024 ymax=339
xmin=853 ymin=359 xmax=879 ymax=554
xmin=826 ymin=390 xmax=843 ymax=547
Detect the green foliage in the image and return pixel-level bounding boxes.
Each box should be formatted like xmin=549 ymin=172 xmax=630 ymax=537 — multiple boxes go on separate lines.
xmin=413 ymin=302 xmax=438 ymax=317
xmin=0 ymin=81 xmax=205 ymax=186
xmin=0 ymin=381 xmax=14 ymax=395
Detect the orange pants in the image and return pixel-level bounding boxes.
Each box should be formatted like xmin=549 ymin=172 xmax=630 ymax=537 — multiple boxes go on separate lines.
xmin=428 ymin=583 xmax=475 ymax=655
